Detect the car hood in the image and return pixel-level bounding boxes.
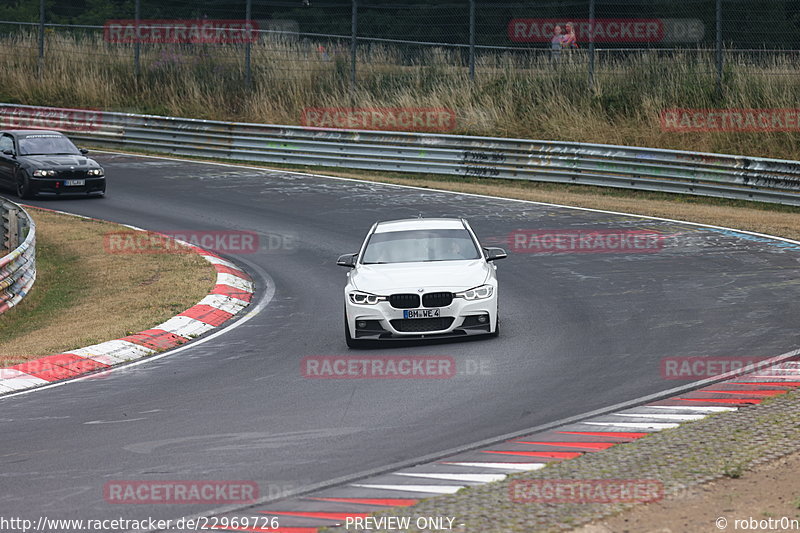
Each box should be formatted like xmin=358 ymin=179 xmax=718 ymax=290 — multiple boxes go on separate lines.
xmin=22 ymin=155 xmax=98 ymax=168
xmin=352 ymin=260 xmax=490 ymax=293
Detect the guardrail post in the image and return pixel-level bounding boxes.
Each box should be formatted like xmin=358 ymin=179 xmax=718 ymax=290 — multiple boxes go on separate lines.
xmin=1 ymin=206 xmax=6 ymax=252
xmin=469 ymin=0 xmax=476 ymax=81
xmin=4 ymin=207 xmax=19 ymax=251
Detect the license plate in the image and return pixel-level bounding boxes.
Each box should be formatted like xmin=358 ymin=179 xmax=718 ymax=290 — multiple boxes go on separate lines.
xmin=404 ymin=309 xmax=441 ymax=319
xmin=64 ymin=179 xmax=85 ymax=186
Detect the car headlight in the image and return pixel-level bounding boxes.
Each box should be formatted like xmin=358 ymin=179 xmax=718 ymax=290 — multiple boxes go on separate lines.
xmin=33 ymin=170 xmax=56 ymax=177
xmin=87 ymin=169 xmax=104 ymax=176
xmin=348 ymin=291 xmax=387 ymax=305
xmin=455 ymin=284 xmax=494 ymax=300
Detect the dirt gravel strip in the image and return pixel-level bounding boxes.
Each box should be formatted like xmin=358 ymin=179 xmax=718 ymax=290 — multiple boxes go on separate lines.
xmin=317 ymin=360 xmax=800 ymax=533
xmin=0 ymin=207 xmax=255 ymax=396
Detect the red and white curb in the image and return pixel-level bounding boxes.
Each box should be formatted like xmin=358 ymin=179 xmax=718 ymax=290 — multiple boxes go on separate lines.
xmin=203 ymin=353 xmax=800 ymax=532
xmin=0 ymin=208 xmax=255 ymax=395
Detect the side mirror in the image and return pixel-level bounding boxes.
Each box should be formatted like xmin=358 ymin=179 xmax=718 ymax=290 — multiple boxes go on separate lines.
xmin=484 ymin=247 xmax=507 ymax=261
xmin=2 ymin=149 xmax=14 ymax=156
xmin=79 ymin=148 xmax=89 ymax=155
xmin=337 ymin=253 xmax=357 ymax=268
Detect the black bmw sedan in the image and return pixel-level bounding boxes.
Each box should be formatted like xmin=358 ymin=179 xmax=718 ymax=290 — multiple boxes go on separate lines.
xmin=0 ymin=130 xmax=105 ymax=199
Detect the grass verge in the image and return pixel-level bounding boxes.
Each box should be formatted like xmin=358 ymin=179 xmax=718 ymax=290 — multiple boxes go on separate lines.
xmin=0 ymin=206 xmax=215 ymax=362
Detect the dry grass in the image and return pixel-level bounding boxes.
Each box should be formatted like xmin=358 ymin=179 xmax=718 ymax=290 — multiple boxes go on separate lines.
xmin=0 ymin=207 xmax=215 ymax=362
xmin=2 ymin=31 xmax=800 ymax=160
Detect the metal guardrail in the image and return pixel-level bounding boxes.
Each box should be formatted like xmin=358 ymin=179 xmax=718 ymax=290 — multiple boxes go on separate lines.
xmin=0 ymin=198 xmax=35 ymax=315
xmin=1 ymin=103 xmax=799 ymax=206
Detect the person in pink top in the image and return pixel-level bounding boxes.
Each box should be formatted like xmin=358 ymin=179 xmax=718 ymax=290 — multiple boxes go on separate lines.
xmin=563 ymin=22 xmax=579 ymax=49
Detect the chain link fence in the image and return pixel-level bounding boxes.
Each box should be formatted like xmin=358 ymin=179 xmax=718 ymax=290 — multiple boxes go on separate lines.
xmin=2 ymin=0 xmax=799 ymax=89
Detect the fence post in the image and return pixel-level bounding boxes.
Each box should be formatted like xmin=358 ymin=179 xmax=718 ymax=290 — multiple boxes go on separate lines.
xmin=588 ymin=0 xmax=595 ymax=90
xmin=350 ymin=0 xmax=358 ymax=97
xmin=134 ymin=0 xmax=141 ymax=80
xmin=38 ymin=0 xmax=45 ymax=79
xmin=715 ymin=0 xmax=723 ymax=95
xmin=245 ymin=0 xmax=252 ymax=86
xmin=1 ymin=206 xmax=7 ymax=251
xmin=469 ymin=0 xmax=476 ymax=81
xmin=4 ymin=207 xmax=20 ymax=251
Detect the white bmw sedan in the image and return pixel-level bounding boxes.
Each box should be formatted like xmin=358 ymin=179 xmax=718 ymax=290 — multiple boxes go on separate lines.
xmin=337 ymin=218 xmax=506 ymax=347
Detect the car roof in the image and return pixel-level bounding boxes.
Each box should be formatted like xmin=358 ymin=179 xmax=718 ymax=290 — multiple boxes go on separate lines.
xmin=1 ymin=130 xmax=64 ymax=137
xmin=374 ymin=218 xmax=467 ymax=233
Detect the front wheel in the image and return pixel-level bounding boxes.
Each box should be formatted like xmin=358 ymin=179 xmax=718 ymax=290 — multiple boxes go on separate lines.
xmin=16 ymin=172 xmax=33 ymax=200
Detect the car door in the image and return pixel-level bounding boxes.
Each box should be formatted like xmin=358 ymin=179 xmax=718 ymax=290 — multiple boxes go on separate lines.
xmin=0 ymin=133 xmax=17 ymax=189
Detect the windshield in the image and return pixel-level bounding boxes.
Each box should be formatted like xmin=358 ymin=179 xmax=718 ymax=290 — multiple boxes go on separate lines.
xmin=18 ymin=134 xmax=80 ymax=156
xmin=361 ymin=228 xmax=481 ymax=264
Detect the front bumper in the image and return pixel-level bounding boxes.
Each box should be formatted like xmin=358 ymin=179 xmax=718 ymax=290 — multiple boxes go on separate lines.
xmin=345 ymin=292 xmax=498 ymax=340
xmin=30 ymin=176 xmax=105 ymax=196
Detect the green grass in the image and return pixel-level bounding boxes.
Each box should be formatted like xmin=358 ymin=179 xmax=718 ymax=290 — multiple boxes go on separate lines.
xmin=0 ymin=228 xmax=86 ymax=362
xmin=0 ymin=208 xmax=214 ymax=359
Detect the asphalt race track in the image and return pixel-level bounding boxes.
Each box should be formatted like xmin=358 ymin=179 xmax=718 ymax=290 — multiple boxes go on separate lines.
xmin=1 ymin=152 xmax=799 ymax=524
